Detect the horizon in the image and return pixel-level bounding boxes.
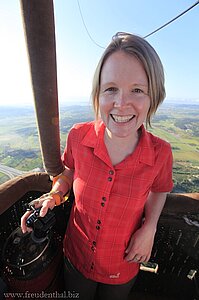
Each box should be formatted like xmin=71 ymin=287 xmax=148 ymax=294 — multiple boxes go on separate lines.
xmin=0 ymin=97 xmax=199 ymax=108
xmin=0 ymin=99 xmax=199 ymax=112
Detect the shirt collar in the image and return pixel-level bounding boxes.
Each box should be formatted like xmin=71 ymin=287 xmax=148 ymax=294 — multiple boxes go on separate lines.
xmin=81 ymin=121 xmax=155 ymax=167
xmin=81 ymin=120 xmax=104 ymax=148
xmin=82 ymin=120 xmax=112 ymax=167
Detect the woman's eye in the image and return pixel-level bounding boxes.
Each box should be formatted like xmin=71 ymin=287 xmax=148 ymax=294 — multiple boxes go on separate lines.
xmin=132 ymin=88 xmax=143 ymax=93
xmin=105 ymin=87 xmax=117 ymax=92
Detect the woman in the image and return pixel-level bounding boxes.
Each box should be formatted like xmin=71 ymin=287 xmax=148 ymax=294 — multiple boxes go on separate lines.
xmin=21 ymin=32 xmax=173 ymax=300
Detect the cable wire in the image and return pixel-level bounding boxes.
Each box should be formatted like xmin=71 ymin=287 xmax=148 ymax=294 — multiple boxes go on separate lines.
xmin=77 ymin=0 xmax=199 ymax=47
xmin=144 ymin=1 xmax=199 ymax=38
xmin=77 ymin=0 xmax=105 ymax=48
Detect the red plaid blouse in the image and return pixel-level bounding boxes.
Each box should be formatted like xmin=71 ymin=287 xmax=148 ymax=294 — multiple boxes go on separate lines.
xmin=62 ymin=120 xmax=173 ymax=284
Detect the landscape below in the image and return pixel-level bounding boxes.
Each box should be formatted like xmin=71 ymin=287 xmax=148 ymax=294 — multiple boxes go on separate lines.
xmin=0 ymin=102 xmax=198 ymax=193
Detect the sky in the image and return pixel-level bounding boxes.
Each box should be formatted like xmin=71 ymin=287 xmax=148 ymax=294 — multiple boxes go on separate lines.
xmin=0 ymin=0 xmax=198 ymax=106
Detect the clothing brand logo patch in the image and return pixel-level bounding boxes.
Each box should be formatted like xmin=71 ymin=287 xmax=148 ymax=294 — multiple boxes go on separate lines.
xmin=109 ymin=272 xmax=120 ymax=278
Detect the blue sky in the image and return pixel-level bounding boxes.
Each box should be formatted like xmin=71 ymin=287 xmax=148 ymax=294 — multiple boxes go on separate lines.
xmin=0 ymin=0 xmax=198 ymax=106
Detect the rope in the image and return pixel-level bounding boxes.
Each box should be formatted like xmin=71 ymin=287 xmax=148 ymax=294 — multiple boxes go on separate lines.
xmin=77 ymin=0 xmax=105 ymax=48
xmin=76 ymin=0 xmax=199 ymax=47
xmin=144 ymin=1 xmax=199 ymax=38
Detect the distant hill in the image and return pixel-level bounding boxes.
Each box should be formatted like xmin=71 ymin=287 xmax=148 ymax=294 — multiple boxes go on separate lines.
xmin=0 ymin=102 xmax=199 ymax=192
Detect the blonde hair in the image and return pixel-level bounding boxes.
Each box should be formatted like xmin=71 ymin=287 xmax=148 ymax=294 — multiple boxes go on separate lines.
xmin=91 ymin=32 xmax=165 ymax=127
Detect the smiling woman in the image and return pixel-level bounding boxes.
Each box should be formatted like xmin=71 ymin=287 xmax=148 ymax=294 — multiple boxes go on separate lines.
xmin=1 ymin=1 xmax=199 ymax=299
xmin=20 ymin=30 xmax=173 ymax=300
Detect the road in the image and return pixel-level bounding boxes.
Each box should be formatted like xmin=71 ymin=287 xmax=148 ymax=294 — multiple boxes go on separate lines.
xmin=0 ymin=164 xmax=25 ymax=179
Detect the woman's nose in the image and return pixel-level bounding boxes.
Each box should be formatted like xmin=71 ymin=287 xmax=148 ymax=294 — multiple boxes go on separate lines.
xmin=114 ymin=92 xmax=130 ymax=107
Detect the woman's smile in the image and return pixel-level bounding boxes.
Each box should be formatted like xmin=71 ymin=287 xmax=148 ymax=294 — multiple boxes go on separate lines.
xmin=99 ymin=51 xmax=150 ymax=139
xmin=110 ymin=114 xmax=135 ymax=123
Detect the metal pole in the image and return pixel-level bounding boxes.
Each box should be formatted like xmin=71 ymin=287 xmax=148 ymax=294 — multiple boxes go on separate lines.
xmin=20 ymin=0 xmax=64 ymax=176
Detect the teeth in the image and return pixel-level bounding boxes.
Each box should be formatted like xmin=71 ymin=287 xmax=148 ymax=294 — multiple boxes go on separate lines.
xmin=111 ymin=114 xmax=134 ymax=123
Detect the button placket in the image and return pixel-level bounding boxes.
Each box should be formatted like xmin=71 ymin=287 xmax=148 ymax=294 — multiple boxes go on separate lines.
xmin=108 ymin=169 xmax=114 ymax=182
xmin=95 ymin=218 xmax=102 ymax=230
xmin=101 ymin=196 xmax=106 ymax=207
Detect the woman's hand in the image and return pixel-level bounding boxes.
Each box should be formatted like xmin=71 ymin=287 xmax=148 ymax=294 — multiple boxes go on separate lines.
xmin=21 ymin=192 xmax=56 ymax=234
xmin=124 ymin=224 xmax=156 ymax=263
xmin=125 ymin=192 xmax=167 ymax=263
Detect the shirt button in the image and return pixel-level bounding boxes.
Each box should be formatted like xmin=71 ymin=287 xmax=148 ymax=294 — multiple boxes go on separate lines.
xmin=108 ymin=177 xmax=112 ymax=182
xmin=101 ymin=202 xmax=105 ymax=207
xmin=102 ymin=197 xmax=106 ymax=201
xmin=96 ymin=225 xmax=100 ymax=230
xmin=93 ymin=241 xmax=96 ymax=246
xmin=97 ymin=220 xmax=101 ymax=224
xmin=109 ymin=170 xmax=114 ymax=175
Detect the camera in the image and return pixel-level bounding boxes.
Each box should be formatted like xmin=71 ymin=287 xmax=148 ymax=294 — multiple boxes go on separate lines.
xmin=26 ymin=205 xmax=56 ymax=243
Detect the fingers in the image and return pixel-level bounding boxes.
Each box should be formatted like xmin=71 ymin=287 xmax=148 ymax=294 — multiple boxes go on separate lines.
xmin=21 ymin=210 xmax=33 ymax=234
xmin=40 ymin=198 xmax=55 ymax=217
xmin=131 ymin=255 xmax=147 ymax=263
xmin=31 ymin=193 xmax=55 ymax=217
xmin=21 ymin=193 xmax=56 ymax=233
xmin=125 ymin=252 xmax=150 ymax=264
xmin=124 ymin=238 xmax=134 ymax=256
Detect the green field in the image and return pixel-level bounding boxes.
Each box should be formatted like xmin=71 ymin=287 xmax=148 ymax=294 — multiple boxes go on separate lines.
xmin=149 ymin=103 xmax=199 ymax=192
xmin=0 ymin=103 xmax=198 ymax=192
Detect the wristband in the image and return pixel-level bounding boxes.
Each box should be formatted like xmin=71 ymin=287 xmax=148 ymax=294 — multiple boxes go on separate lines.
xmin=50 ymin=190 xmax=70 ymax=206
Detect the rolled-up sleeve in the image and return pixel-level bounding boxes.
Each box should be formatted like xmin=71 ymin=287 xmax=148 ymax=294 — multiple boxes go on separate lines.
xmin=62 ymin=129 xmax=75 ymax=170
xmin=151 ymin=143 xmax=173 ymax=193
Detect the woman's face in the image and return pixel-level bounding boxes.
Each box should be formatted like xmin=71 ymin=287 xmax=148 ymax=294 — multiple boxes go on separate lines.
xmin=99 ymin=51 xmax=150 ymax=139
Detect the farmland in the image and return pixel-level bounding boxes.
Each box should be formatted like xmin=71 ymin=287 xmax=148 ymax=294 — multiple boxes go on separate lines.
xmin=0 ymin=102 xmax=198 ymax=193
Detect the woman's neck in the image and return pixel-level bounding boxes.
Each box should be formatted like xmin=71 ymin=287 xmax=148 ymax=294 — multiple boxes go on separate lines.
xmin=104 ymin=128 xmax=141 ymax=166
xmin=105 ymin=128 xmax=140 ymax=145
